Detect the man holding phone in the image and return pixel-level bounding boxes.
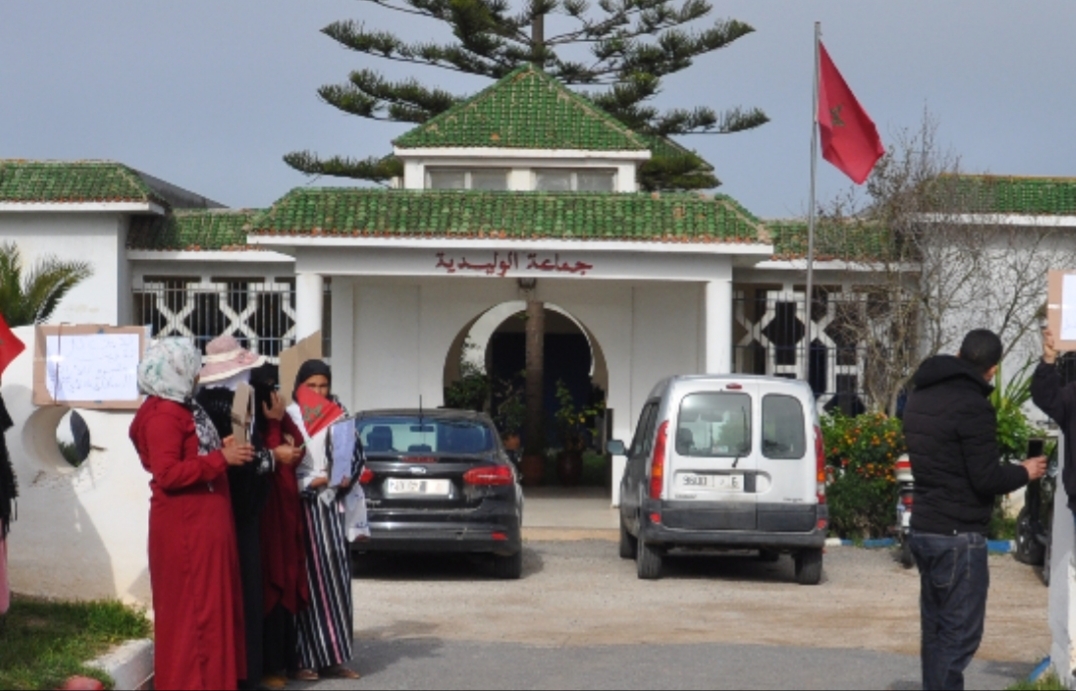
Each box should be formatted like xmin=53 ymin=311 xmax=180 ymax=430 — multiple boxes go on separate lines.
xmin=903 ymin=329 xmax=1047 ymax=690
xmin=1032 ymin=328 xmax=1076 ymax=537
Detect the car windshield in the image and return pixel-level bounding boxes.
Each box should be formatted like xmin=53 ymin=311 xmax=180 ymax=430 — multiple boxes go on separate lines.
xmin=357 ymin=417 xmax=494 ymax=456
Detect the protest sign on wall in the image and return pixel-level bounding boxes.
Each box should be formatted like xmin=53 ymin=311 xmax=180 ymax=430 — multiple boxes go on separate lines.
xmin=32 ymin=325 xmax=147 ymax=409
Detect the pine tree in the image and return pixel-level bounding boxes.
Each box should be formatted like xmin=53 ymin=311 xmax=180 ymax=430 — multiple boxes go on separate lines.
xmin=284 ymin=0 xmax=768 ymax=191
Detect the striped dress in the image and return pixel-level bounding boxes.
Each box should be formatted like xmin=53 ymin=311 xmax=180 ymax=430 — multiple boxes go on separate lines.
xmin=284 ymin=406 xmax=364 ymax=671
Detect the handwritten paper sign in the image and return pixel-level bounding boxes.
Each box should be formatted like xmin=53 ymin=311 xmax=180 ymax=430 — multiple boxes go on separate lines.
xmin=435 ymin=252 xmax=594 ymax=277
xmin=33 ymin=325 xmax=147 ymax=409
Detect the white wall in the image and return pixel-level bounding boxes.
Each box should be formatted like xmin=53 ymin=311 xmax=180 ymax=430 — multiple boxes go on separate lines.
xmin=1 ymin=213 xmax=129 ymax=325
xmin=1 ymin=326 xmax=151 ymax=604
xmin=1050 ymin=436 xmax=1076 ymax=687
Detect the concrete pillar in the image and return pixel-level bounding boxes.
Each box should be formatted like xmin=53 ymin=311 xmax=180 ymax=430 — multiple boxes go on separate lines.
xmin=1050 ymin=434 xmax=1076 ymax=686
xmin=295 ymin=273 xmax=324 ymax=341
xmin=704 ymin=279 xmax=733 ymax=374
xmin=330 ymin=277 xmax=354 ymax=409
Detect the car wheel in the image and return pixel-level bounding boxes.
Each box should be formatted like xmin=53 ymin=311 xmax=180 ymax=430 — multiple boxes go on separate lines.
xmin=1041 ymin=538 xmax=1052 ymax=588
xmin=795 ymin=548 xmax=824 ymax=586
xmin=619 ymin=515 xmax=638 ymax=560
xmin=1014 ymin=507 xmax=1046 ymax=566
xmin=636 ymin=538 xmax=663 ymax=580
xmin=493 ymin=550 xmax=523 ymax=580
xmin=900 ymin=540 xmax=915 ymax=570
xmin=758 ymin=549 xmax=781 ymax=563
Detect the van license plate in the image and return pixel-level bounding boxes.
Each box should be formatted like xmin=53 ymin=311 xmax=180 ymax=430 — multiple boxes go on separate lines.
xmin=385 ymin=478 xmax=451 ymax=496
xmin=677 ymin=474 xmax=744 ymax=491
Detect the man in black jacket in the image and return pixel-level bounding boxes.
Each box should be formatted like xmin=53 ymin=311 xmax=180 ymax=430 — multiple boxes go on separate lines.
xmin=1031 ymin=328 xmax=1076 ymax=548
xmin=904 ymin=329 xmax=1046 ymax=691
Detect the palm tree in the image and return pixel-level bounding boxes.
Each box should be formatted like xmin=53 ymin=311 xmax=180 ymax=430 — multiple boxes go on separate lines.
xmin=0 ymin=241 xmax=93 ymax=327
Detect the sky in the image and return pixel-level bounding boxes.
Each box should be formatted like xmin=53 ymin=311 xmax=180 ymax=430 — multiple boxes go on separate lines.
xmin=1 ymin=1 xmax=1072 ymax=219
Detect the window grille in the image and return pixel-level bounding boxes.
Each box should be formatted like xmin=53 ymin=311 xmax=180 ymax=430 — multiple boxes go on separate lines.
xmin=133 ymin=277 xmax=331 ymax=363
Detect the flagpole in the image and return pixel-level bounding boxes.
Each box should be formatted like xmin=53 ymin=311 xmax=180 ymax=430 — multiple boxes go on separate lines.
xmin=805 ymin=21 xmax=821 ymax=381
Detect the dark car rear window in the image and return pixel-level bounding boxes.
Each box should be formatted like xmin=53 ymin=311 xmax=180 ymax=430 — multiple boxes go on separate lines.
xmin=357 ymin=417 xmax=494 ymax=455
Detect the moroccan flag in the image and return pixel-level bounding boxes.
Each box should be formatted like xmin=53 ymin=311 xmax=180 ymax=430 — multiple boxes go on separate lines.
xmin=0 ymin=314 xmax=26 ymax=379
xmin=294 ymin=384 xmax=344 ymax=439
xmin=818 ymin=41 xmax=885 ymax=184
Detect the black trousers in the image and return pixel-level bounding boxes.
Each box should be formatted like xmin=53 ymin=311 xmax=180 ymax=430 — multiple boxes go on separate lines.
xmin=263 ymin=604 xmax=300 ymax=676
xmin=910 ymin=531 xmax=989 ymax=691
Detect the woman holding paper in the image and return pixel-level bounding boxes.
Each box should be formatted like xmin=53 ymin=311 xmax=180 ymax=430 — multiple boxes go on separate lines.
xmin=195 ymin=335 xmax=302 ymax=691
xmin=283 ymin=359 xmax=366 ymax=682
xmin=129 ymin=338 xmax=254 ymax=691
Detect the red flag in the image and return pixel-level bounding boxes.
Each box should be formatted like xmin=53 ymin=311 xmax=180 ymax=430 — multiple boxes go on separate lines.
xmin=0 ymin=315 xmax=26 ymax=379
xmin=818 ymin=42 xmax=885 ymax=184
xmin=294 ymin=385 xmax=344 ymax=438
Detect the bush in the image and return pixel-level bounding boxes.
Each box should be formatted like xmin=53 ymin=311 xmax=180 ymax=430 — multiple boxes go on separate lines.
xmin=822 ymin=412 xmax=905 ymax=540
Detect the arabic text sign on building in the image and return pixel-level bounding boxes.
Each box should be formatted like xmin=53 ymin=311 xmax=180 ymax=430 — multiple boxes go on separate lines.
xmin=435 ymin=252 xmax=594 ymax=278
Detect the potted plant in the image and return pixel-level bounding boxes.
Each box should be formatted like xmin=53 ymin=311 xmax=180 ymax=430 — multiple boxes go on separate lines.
xmin=493 ymin=379 xmax=526 ymax=452
xmin=553 ymin=380 xmax=602 ymax=486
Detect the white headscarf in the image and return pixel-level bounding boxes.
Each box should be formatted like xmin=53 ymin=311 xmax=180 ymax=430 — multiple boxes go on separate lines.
xmin=137 ymin=338 xmax=201 ymax=404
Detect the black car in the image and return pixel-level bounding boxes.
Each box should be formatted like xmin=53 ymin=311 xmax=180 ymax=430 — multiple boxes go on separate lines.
xmin=1014 ymin=449 xmax=1059 ymax=586
xmin=353 ymin=409 xmax=525 ymax=579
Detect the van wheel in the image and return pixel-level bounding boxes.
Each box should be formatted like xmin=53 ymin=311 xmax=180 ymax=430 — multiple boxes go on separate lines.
xmin=493 ymin=551 xmax=523 ymax=580
xmin=636 ymin=539 xmax=663 ymax=580
xmin=619 ymin=515 xmax=638 ymax=560
xmin=795 ymin=548 xmax=823 ymax=585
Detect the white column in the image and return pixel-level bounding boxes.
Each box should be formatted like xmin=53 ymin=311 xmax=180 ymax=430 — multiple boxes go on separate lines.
xmin=330 ymin=277 xmax=355 ymax=408
xmin=295 ymin=273 xmax=324 ymax=341
xmin=704 ymin=279 xmax=733 ymax=374
xmin=1050 ymin=434 xmax=1076 ymax=686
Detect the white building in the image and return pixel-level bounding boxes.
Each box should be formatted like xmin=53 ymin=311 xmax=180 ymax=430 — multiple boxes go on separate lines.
xmin=2 ymin=65 xmax=1075 ymax=607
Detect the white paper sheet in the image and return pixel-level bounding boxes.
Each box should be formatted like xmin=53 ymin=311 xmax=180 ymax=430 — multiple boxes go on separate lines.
xmin=1062 ymin=274 xmax=1076 ymax=342
xmin=329 ymin=418 xmax=357 ymax=488
xmin=45 ymin=333 xmax=141 ymax=402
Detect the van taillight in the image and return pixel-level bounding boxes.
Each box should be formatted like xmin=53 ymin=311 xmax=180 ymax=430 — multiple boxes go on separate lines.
xmin=649 ymin=421 xmax=669 ymax=500
xmin=814 ymin=425 xmax=826 ymax=505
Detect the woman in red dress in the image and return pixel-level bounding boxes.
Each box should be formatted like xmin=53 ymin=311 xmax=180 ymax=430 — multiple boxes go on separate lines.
xmin=129 ymin=339 xmax=255 ymax=691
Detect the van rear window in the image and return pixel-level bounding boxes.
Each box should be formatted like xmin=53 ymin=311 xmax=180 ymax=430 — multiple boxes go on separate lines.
xmin=762 ymin=395 xmax=806 ymax=459
xmin=676 ymin=393 xmax=751 ymax=457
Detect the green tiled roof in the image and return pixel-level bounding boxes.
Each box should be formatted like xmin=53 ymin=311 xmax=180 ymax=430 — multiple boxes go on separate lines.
xmin=942 ymin=175 xmax=1076 ymax=215
xmin=394 ymin=66 xmax=649 ymax=152
xmin=767 ymin=220 xmax=895 ymax=262
xmin=127 ymin=209 xmax=260 ymax=251
xmin=249 ymin=188 xmax=764 ymax=244
xmin=0 ymin=160 xmax=166 ymax=205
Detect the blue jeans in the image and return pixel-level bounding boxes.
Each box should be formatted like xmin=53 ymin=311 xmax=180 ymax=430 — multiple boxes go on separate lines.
xmin=910 ymin=532 xmax=990 ymax=691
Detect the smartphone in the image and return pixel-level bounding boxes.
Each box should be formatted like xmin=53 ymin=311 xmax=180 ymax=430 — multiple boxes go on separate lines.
xmin=1027 ymin=438 xmax=1045 ymax=459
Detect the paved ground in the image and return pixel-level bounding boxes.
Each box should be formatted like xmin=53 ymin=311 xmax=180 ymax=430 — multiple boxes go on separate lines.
xmin=303 ymin=538 xmax=1050 ymax=690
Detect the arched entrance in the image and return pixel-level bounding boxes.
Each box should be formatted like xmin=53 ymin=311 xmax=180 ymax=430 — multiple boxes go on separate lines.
xmin=443 ymin=301 xmax=610 ymax=488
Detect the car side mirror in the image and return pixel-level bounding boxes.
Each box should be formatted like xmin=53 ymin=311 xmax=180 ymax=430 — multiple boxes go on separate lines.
xmin=606 ymin=439 xmax=626 ymax=456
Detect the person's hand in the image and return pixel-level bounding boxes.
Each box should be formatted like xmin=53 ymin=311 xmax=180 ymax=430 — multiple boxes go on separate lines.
xmin=273 ymin=444 xmax=304 ymax=465
xmin=308 ymin=476 xmax=329 ymax=490
xmin=1023 ymin=456 xmax=1048 ymax=481
xmin=340 ymin=477 xmax=351 ymax=489
xmin=223 ymin=442 xmax=255 ymax=467
xmin=263 ymin=391 xmax=287 ymax=422
xmin=1043 ymin=328 xmax=1060 ymax=365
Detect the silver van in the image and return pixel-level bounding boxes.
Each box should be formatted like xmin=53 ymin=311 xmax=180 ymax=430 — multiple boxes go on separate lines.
xmin=611 ymin=375 xmax=829 ymax=585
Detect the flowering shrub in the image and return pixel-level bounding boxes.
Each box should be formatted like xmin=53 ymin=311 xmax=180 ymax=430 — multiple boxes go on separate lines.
xmin=822 ymin=412 xmax=905 ymax=539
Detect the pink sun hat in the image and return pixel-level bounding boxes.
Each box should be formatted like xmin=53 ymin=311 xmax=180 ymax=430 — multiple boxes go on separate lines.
xmin=199 ymin=335 xmax=267 ymax=384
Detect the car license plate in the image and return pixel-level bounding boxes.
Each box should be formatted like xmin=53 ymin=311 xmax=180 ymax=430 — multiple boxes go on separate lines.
xmin=677 ymin=473 xmax=744 ymax=491
xmin=385 ymin=478 xmax=451 ymax=496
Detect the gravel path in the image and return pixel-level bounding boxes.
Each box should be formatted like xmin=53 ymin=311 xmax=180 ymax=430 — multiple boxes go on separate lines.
xmin=351 ymin=540 xmax=1050 ymax=663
